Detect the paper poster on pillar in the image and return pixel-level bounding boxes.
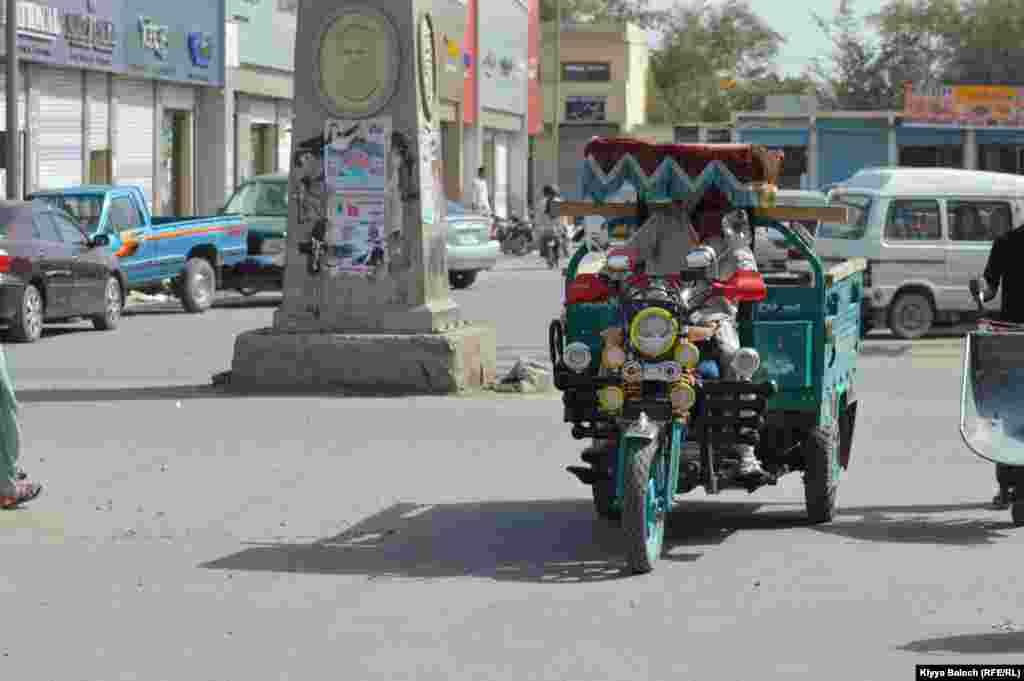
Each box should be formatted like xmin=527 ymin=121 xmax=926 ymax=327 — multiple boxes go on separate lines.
xmin=328 ymin=192 xmax=388 ymax=273
xmin=324 ymin=118 xmax=391 ymax=193
xmin=419 ymin=124 xmax=441 ymax=225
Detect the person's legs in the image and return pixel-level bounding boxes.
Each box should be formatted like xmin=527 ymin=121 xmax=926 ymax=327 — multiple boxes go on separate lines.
xmin=714 ymin=320 xmax=766 ymax=478
xmin=0 ymin=405 xmax=40 ymax=508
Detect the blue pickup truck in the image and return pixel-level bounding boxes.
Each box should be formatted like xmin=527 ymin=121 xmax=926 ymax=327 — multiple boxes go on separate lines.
xmin=29 ymin=185 xmax=247 ymax=313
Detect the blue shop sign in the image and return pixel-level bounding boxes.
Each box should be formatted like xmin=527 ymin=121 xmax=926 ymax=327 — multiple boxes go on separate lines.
xmin=1 ymin=0 xmax=223 ymax=87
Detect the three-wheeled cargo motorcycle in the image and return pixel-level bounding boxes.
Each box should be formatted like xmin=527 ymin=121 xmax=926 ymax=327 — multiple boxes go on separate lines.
xmin=548 ymin=138 xmax=867 ymax=573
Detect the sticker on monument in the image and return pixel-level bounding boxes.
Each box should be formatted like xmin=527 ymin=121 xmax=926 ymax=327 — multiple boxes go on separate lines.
xmin=324 ymin=117 xmax=391 ymax=193
xmin=329 ymin=193 xmax=388 ymax=273
xmin=419 ymin=125 xmax=439 ymax=225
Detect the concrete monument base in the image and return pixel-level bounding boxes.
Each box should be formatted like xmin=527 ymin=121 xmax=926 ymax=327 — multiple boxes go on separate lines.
xmin=227 ymin=322 xmax=497 ymax=395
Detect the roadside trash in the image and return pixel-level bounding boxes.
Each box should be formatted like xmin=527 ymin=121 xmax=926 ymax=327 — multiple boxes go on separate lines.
xmin=489 ymin=357 xmax=553 ymax=393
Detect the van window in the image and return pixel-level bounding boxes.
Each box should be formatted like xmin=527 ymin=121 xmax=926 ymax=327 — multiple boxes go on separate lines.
xmin=885 ymin=199 xmax=941 ymax=241
xmin=818 ymin=193 xmax=871 ymax=240
xmin=947 ymin=200 xmax=1013 ymax=242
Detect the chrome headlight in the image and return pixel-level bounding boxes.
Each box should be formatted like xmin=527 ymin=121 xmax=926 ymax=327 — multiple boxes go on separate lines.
xmin=563 ymin=342 xmax=592 ymax=372
xmin=731 ymin=348 xmax=761 ymax=381
xmin=629 ymin=308 xmax=678 ymax=358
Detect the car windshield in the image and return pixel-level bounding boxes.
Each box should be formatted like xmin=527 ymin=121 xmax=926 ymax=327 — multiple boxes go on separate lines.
xmin=224 ymin=181 xmax=289 ymax=216
xmin=819 ymin=193 xmax=872 ymax=240
xmin=32 ymin=194 xmax=102 ymax=231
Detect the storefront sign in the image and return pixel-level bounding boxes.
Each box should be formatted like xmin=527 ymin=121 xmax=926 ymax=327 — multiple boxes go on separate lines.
xmin=0 ymin=0 xmax=223 ymax=86
xmin=904 ymin=83 xmax=1024 ymax=127
xmin=526 ymin=0 xmax=540 ymax=135
xmin=478 ymin=0 xmax=527 ymax=116
xmin=562 ymin=62 xmax=611 ymax=82
xmin=566 ymin=96 xmax=606 ymax=122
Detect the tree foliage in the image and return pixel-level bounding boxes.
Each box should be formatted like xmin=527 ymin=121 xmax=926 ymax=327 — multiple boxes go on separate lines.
xmin=808 ymin=0 xmax=896 ymax=109
xmin=647 ymin=0 xmax=810 ymax=123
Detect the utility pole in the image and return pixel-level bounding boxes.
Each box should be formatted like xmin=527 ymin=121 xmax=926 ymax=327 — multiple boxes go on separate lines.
xmin=5 ymin=0 xmax=19 ymax=200
xmin=552 ymin=0 xmax=560 ymax=191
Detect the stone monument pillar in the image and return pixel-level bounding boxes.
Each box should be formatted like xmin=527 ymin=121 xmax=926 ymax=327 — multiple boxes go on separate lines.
xmin=229 ymin=0 xmax=496 ymax=394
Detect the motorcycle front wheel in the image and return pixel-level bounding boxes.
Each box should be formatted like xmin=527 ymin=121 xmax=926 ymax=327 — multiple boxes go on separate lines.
xmin=622 ymin=438 xmax=668 ymax=574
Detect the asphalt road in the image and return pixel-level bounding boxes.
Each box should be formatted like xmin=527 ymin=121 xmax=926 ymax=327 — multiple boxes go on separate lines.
xmin=2 ymin=254 xmax=1022 ymax=680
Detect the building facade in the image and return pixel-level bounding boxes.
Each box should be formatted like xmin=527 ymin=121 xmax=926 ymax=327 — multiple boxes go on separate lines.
xmin=464 ymin=0 xmax=530 ymax=218
xmin=733 ymin=102 xmax=1024 ymax=190
xmin=0 ymin=0 xmax=225 ymax=215
xmin=534 ymin=22 xmax=649 ymax=199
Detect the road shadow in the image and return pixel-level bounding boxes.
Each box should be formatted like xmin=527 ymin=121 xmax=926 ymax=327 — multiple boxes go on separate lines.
xmin=809 ymin=501 xmax=1012 ymax=546
xmin=0 ymin=324 xmax=94 ymax=342
xmin=901 ymin=631 xmax=1024 ymax=655
xmin=199 ymin=499 xmax=809 ymax=583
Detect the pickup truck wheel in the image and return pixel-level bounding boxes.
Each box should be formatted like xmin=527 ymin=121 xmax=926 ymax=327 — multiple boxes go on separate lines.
xmin=888 ymin=292 xmax=934 ymax=340
xmin=92 ymin=276 xmax=122 ymax=331
xmin=449 ymin=271 xmax=477 ymax=289
xmin=803 ymin=424 xmax=840 ymax=524
xmin=9 ymin=283 xmax=43 ymax=343
xmin=180 ymin=258 xmax=216 ymax=313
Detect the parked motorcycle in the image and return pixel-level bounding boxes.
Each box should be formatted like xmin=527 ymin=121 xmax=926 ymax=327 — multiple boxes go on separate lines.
xmin=499 ymin=215 xmax=535 ymax=256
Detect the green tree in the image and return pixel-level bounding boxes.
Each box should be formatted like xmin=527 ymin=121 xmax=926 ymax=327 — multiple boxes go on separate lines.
xmin=808 ymin=0 xmax=896 ymax=109
xmin=869 ymin=0 xmax=1024 ymax=86
xmin=647 ymin=0 xmax=789 ymax=123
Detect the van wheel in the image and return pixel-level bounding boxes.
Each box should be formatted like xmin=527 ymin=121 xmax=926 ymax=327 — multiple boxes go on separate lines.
xmin=888 ymin=292 xmax=934 ymax=340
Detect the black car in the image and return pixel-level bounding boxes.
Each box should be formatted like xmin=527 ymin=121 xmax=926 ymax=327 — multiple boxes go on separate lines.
xmin=0 ymin=200 xmax=124 ymax=343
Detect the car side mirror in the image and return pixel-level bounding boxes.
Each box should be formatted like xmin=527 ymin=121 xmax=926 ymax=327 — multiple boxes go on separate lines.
xmin=90 ymin=233 xmax=111 ymax=248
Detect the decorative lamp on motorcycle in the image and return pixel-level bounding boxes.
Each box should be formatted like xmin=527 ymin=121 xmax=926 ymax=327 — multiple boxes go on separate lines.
xmin=563 ymin=341 xmax=592 ymax=373
xmin=629 ymin=307 xmax=679 ymax=358
xmin=674 ymin=339 xmax=700 ymax=370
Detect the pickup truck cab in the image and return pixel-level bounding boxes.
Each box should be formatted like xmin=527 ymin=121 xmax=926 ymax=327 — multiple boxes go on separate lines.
xmin=29 ymin=185 xmax=247 ymax=313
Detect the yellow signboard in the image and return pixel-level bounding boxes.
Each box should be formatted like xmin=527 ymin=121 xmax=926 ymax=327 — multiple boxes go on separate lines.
xmin=904 ymin=83 xmax=1024 ymax=126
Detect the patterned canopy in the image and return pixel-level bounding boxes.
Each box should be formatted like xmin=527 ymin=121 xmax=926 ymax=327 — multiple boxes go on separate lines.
xmin=576 ymin=137 xmax=783 ymax=209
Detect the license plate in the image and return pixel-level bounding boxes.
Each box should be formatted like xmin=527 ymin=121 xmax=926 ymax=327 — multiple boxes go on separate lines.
xmin=642 ymin=361 xmax=683 ymax=382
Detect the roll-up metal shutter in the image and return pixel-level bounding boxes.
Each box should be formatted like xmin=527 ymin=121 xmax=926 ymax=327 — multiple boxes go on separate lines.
xmin=241 ymin=95 xmax=276 ymax=124
xmin=36 ymin=66 xmax=83 ymax=190
xmin=161 ymin=83 xmax=195 ymax=111
xmin=115 ymin=77 xmax=155 ymax=211
xmin=276 ymin=101 xmax=292 ymax=173
xmin=86 ymin=72 xmax=109 ymax=152
xmin=817 ymin=127 xmax=889 ymax=187
xmin=494 ymin=132 xmax=509 ymax=218
xmin=558 ymin=124 xmax=619 ymax=199
xmin=0 ymin=69 xmax=26 ymax=132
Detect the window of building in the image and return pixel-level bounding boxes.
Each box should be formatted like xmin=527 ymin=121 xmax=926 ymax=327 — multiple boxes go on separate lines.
xmin=706 ymin=128 xmax=731 ymax=143
xmin=885 ymin=199 xmax=942 ymax=241
xmin=561 ymin=62 xmax=611 ymax=82
xmin=899 ymin=145 xmax=964 ymax=168
xmin=979 ymin=145 xmax=1022 ymax=174
xmin=947 ymin=200 xmax=1012 ymax=242
xmin=766 ymin=145 xmax=807 ymax=190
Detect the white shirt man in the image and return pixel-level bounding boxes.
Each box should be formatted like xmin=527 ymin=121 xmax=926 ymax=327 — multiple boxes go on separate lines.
xmin=472 ymin=167 xmax=491 ymax=215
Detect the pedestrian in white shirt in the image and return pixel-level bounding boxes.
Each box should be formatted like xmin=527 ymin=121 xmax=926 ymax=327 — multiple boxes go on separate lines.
xmin=472 ymin=166 xmax=491 ymax=215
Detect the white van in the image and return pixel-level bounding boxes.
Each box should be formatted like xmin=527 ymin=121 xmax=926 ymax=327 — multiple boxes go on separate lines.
xmin=812 ymin=167 xmax=1024 ymax=339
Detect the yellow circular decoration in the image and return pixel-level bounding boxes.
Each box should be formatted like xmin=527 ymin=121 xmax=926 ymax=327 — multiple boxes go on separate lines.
xmin=598 ymin=386 xmax=625 ymax=413
xmin=674 ymin=340 xmax=700 ymax=369
xmin=417 ymin=13 xmax=437 ymax=121
xmin=315 ymin=8 xmax=400 ymax=118
xmin=629 ymin=307 xmax=678 ymax=358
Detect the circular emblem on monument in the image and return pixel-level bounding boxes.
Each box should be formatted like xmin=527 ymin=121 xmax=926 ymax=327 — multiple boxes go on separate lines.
xmin=417 ymin=13 xmax=437 ymax=122
xmin=313 ymin=6 xmax=401 ymax=118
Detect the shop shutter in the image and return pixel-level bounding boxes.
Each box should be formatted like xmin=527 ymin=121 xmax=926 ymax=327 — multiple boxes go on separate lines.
xmin=86 ymin=72 xmax=109 ymax=153
xmin=242 ymin=95 xmax=276 ymax=124
xmin=161 ymin=83 xmax=195 ymax=111
xmin=35 ymin=66 xmax=83 ymax=190
xmin=0 ymin=69 xmax=26 ymax=132
xmin=558 ymin=124 xmax=619 ymax=199
xmin=817 ymin=128 xmax=889 ymax=187
xmin=276 ymin=101 xmax=292 ymax=173
xmin=494 ymin=132 xmax=509 ymax=218
xmin=115 ymin=77 xmax=155 ymax=211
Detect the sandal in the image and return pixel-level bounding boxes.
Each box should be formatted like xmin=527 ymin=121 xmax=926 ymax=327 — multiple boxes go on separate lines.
xmin=0 ymin=479 xmax=42 ymax=509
